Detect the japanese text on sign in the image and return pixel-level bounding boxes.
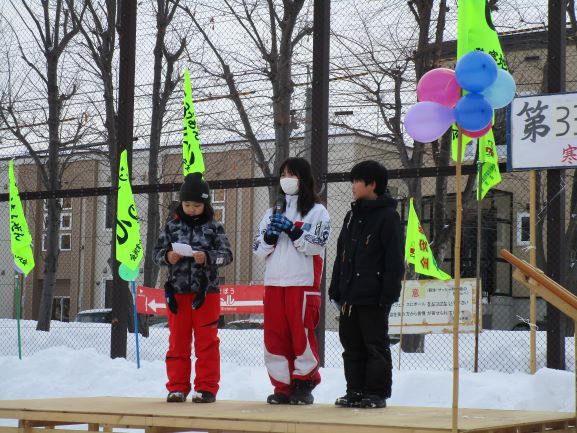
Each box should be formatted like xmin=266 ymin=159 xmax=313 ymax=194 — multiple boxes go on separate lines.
xmin=509 ymin=92 xmax=577 ymax=170
xmin=389 ymin=278 xmax=479 ymax=334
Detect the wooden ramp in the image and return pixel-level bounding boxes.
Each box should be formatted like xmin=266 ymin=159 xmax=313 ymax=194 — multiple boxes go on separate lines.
xmin=0 ymin=397 xmax=574 ymax=433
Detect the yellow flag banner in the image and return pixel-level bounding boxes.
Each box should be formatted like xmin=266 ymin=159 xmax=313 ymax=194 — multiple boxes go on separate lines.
xmin=182 ymin=68 xmax=205 ymax=175
xmin=9 ymin=160 xmax=35 ymax=275
xmin=404 ymin=198 xmax=451 ymax=280
xmin=115 ymin=150 xmax=143 ymax=271
xmin=477 ymin=129 xmax=501 ymax=200
xmin=452 ymin=0 xmax=507 ymax=183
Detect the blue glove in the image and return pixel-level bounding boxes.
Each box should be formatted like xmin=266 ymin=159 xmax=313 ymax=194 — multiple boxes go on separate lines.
xmin=263 ymin=223 xmax=281 ymax=245
xmin=270 ymin=214 xmax=303 ymax=241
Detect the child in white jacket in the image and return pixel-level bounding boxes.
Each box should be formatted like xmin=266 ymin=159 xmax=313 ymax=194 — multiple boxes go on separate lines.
xmin=253 ymin=157 xmax=331 ymax=405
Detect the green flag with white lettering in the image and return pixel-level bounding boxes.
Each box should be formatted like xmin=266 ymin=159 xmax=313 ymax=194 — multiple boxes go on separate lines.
xmin=182 ymin=68 xmax=205 ymax=175
xmin=9 ymin=160 xmax=35 ymax=275
xmin=477 ymin=129 xmax=501 ymax=200
xmin=115 ymin=150 xmax=143 ymax=271
xmin=405 ymin=198 xmax=451 ymax=280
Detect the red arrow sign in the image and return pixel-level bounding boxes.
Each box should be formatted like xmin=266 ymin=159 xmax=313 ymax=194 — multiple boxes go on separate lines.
xmin=136 ymin=286 xmax=167 ymax=316
xmin=135 ymin=284 xmax=266 ymax=316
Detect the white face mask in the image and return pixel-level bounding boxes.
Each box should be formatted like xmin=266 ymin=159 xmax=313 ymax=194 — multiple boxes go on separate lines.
xmin=280 ymin=177 xmax=299 ymax=195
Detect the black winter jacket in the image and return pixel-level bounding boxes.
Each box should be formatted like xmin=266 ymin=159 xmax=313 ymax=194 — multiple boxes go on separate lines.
xmin=328 ymin=194 xmax=404 ymax=306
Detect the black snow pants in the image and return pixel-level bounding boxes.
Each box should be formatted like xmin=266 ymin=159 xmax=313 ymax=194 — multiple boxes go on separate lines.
xmin=338 ymin=304 xmax=393 ymax=398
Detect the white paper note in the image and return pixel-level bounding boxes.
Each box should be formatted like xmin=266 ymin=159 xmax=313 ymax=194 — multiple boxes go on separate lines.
xmin=171 ymin=242 xmax=197 ymax=257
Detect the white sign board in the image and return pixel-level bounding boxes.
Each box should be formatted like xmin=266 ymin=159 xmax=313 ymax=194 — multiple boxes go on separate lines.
xmin=389 ymin=278 xmax=479 ymax=334
xmin=509 ymin=92 xmax=577 ymax=170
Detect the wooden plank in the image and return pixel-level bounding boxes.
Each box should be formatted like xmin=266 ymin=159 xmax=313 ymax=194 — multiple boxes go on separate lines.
xmin=0 ymin=398 xmax=573 ymax=433
xmin=512 ymin=269 xmax=577 ymax=320
xmin=501 ymin=249 xmax=577 ymax=320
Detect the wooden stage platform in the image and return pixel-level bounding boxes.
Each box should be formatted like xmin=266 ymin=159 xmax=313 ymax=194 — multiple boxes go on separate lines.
xmin=0 ymin=397 xmax=574 ymax=433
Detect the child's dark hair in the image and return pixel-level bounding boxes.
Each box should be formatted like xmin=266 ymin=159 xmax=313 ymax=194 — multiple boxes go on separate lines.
xmin=279 ymin=157 xmax=319 ymax=216
xmin=201 ymin=201 xmax=215 ymax=220
xmin=350 ymin=160 xmax=389 ymax=196
xmin=172 ymin=200 xmax=215 ymax=221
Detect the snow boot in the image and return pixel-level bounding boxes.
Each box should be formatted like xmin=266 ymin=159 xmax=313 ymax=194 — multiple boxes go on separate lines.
xmin=359 ymin=394 xmax=387 ymax=408
xmin=289 ymin=380 xmax=315 ymax=405
xmin=191 ymin=391 xmax=216 ymax=403
xmin=335 ymin=390 xmax=363 ymax=408
xmin=266 ymin=393 xmax=290 ymax=405
xmin=166 ymin=391 xmax=186 ymax=403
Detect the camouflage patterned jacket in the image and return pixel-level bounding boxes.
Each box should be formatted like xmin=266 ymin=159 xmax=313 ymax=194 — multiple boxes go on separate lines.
xmin=153 ymin=214 xmax=233 ymax=294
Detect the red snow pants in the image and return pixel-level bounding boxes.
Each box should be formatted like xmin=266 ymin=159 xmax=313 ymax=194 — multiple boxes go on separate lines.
xmin=165 ymin=292 xmax=220 ymax=396
xmin=263 ymin=285 xmax=321 ymax=396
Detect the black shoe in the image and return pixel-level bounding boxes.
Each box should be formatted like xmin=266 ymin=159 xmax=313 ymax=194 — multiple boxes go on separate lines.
xmin=191 ymin=391 xmax=216 ymax=403
xmin=360 ymin=394 xmax=387 ymax=408
xmin=335 ymin=390 xmax=363 ymax=407
xmin=289 ymin=380 xmax=315 ymax=405
xmin=267 ymin=393 xmax=290 ymax=404
xmin=166 ymin=391 xmax=187 ymax=402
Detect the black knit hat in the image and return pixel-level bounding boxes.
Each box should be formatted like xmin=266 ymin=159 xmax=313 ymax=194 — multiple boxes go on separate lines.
xmin=180 ymin=173 xmax=210 ymax=203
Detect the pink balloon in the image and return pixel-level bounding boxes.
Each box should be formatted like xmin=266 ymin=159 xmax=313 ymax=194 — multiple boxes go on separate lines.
xmin=417 ymin=68 xmax=461 ymax=108
xmin=463 ymin=122 xmax=492 ymax=139
xmin=404 ymin=101 xmax=455 ymax=143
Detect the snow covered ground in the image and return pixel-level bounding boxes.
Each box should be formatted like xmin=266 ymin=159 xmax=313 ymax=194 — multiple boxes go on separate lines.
xmin=0 ymin=319 xmax=574 ymax=430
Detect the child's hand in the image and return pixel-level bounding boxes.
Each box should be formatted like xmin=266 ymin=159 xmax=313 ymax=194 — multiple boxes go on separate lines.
xmin=192 ymin=251 xmax=206 ymax=265
xmin=167 ymin=251 xmax=182 ymax=265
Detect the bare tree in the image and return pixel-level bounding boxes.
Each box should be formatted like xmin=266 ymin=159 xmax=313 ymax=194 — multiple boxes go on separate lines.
xmin=143 ymin=0 xmax=187 ymax=291
xmin=331 ymin=1 xmax=482 ymax=263
xmin=0 ymin=0 xmax=87 ymax=331
xmin=180 ymin=0 xmax=313 ymax=203
xmin=331 ymin=0 xmax=480 ymax=351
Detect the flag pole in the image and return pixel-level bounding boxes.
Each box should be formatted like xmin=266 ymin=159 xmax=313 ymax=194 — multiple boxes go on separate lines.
xmin=397 ymin=268 xmax=408 ymax=370
xmin=131 ymin=280 xmax=140 ymax=369
xmin=529 ymin=170 xmax=537 ymax=374
xmin=15 ymin=271 xmax=22 ymax=360
xmin=474 ymin=160 xmax=483 ymax=373
xmin=452 ymin=128 xmax=463 ymax=433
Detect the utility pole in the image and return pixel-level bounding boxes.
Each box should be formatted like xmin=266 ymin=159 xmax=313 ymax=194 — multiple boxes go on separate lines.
xmin=111 ymin=0 xmax=138 ymax=359
xmin=311 ymin=0 xmax=330 ymax=366
xmin=546 ymin=0 xmax=567 ymax=370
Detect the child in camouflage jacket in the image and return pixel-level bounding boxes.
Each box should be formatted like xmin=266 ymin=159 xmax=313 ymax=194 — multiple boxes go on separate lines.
xmin=153 ymin=173 xmax=233 ymax=404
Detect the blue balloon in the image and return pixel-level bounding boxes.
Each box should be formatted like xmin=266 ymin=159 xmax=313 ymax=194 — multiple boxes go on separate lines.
xmin=454 ymin=94 xmax=493 ymax=132
xmin=455 ymin=51 xmax=498 ymax=93
xmin=482 ymin=69 xmax=516 ymax=109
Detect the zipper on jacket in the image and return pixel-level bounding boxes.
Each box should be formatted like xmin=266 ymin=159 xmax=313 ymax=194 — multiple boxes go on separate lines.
xmin=189 ymin=227 xmax=193 ymax=291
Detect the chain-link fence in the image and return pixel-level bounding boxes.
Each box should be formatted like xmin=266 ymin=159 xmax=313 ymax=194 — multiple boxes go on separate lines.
xmin=0 ymin=0 xmax=576 ymax=374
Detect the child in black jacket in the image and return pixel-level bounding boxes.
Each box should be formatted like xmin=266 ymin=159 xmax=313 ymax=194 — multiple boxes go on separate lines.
xmin=328 ymin=160 xmax=404 ymax=409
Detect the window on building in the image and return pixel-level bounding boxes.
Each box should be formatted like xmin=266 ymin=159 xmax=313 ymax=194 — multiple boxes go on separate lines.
xmin=516 ymin=211 xmax=530 ymax=246
xmin=42 ymin=234 xmax=72 ymax=251
xmin=42 ymin=198 xmax=72 ymax=251
xmin=51 ymin=297 xmax=70 ymax=322
xmin=104 ymin=279 xmax=113 ymax=308
xmin=105 ymin=194 xmax=114 ymax=230
xmin=61 ymin=213 xmax=72 ymax=230
xmin=212 ymin=190 xmax=226 ymax=223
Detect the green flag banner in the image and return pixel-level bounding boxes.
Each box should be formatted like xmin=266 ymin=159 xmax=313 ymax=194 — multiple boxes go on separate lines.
xmin=405 ymin=198 xmax=451 ymax=280
xmin=9 ymin=160 xmax=35 ymax=275
xmin=115 ymin=150 xmax=143 ymax=271
xmin=182 ymin=68 xmax=205 ymax=175
xmin=452 ymin=0 xmax=508 ymax=193
xmin=477 ymin=129 xmax=501 ymax=200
